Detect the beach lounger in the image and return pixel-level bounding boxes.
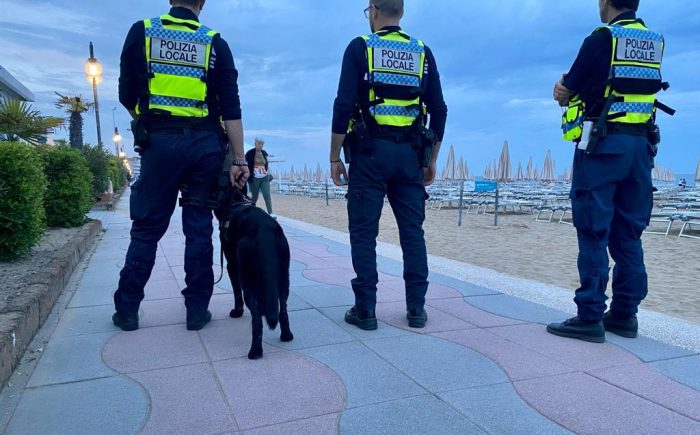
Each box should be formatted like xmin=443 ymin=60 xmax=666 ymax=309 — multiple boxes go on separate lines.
xmin=678 ymin=214 xmax=700 ymax=240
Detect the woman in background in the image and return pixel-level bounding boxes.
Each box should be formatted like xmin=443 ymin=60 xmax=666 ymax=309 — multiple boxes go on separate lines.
xmin=246 ymin=138 xmax=275 ymax=217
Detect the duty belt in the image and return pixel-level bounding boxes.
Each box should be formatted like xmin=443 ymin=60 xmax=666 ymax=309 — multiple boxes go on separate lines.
xmin=606 ymin=123 xmax=650 ymax=137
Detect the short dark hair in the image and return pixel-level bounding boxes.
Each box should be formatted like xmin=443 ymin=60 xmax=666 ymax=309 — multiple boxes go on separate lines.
xmin=610 ymin=0 xmax=640 ymax=11
xmin=172 ymin=0 xmax=202 ymax=8
xmin=372 ymin=0 xmax=404 ymax=18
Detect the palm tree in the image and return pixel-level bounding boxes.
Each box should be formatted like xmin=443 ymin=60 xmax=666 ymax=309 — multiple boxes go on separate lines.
xmin=55 ymin=92 xmax=93 ymax=149
xmin=0 ymin=98 xmax=63 ymax=145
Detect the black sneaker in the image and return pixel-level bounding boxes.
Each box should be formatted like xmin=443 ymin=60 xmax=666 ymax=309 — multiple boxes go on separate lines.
xmin=187 ymin=310 xmax=212 ymax=331
xmin=604 ymin=311 xmax=638 ymax=338
xmin=344 ymin=307 xmax=378 ymax=331
xmin=407 ymin=308 xmax=428 ymax=329
xmin=546 ymin=316 xmax=605 ymax=343
xmin=112 ymin=312 xmax=139 ymax=332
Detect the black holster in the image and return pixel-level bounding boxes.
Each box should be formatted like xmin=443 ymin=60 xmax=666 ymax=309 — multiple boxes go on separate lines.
xmin=131 ymin=117 xmax=150 ymax=154
xmin=416 ymin=126 xmax=436 ymax=168
xmin=354 ymin=118 xmax=374 ymax=154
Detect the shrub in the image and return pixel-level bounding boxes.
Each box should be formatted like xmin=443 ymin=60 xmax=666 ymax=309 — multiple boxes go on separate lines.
xmin=108 ymin=156 xmax=128 ymax=192
xmin=82 ymin=143 xmax=110 ymax=198
xmin=42 ymin=147 xmax=93 ymax=227
xmin=0 ymin=142 xmax=47 ymax=260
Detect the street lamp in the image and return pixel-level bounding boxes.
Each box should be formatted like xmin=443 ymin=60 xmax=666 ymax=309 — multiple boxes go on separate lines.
xmin=85 ymin=42 xmax=103 ymax=146
xmin=112 ymin=107 xmax=122 ymax=156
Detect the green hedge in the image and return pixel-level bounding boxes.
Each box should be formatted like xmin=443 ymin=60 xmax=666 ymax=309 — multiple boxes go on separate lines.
xmin=42 ymin=147 xmax=93 ymax=227
xmin=0 ymin=142 xmax=47 ymax=260
xmin=108 ymin=156 xmax=128 ymax=192
xmin=82 ymin=144 xmax=110 ymax=198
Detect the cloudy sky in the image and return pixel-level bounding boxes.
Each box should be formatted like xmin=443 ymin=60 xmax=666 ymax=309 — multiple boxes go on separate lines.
xmin=2 ymin=0 xmax=698 ymax=174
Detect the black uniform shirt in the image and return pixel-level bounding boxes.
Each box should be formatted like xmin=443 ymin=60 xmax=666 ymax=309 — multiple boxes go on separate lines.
xmin=332 ymin=26 xmax=448 ymax=141
xmin=562 ymin=11 xmax=637 ymax=118
xmin=119 ymin=7 xmax=242 ymax=128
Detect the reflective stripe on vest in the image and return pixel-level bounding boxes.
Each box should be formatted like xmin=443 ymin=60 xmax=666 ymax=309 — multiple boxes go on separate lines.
xmin=604 ymin=20 xmax=664 ymax=124
xmin=140 ymin=14 xmax=217 ymax=118
xmin=362 ymin=31 xmax=426 ymax=128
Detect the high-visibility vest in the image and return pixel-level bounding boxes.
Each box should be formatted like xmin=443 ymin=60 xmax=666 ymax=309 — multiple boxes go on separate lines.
xmin=361 ymin=30 xmax=426 ymax=128
xmin=562 ymin=19 xmax=666 ymax=141
xmin=139 ymin=14 xmax=217 ymax=118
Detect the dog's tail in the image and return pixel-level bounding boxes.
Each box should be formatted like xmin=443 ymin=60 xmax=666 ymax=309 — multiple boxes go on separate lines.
xmin=261 ymin=234 xmax=280 ymax=330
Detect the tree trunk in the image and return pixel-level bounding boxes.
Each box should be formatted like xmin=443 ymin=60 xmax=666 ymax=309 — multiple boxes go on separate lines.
xmin=69 ymin=112 xmax=84 ymax=149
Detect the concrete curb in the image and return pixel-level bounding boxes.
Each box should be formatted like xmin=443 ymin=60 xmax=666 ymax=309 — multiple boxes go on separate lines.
xmin=0 ymin=220 xmax=102 ymax=389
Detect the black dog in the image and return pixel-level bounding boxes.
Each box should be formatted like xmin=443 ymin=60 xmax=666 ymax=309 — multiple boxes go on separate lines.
xmin=215 ymin=188 xmax=293 ymax=359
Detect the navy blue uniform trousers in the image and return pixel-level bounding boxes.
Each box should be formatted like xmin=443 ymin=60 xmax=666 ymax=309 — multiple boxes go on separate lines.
xmin=347 ymin=138 xmax=429 ymax=311
xmin=114 ymin=129 xmax=223 ymax=314
xmin=570 ymin=133 xmax=654 ymax=321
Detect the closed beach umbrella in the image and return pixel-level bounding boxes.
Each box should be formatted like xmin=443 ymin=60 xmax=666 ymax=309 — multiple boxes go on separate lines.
xmin=497 ymin=140 xmax=512 ymax=181
xmin=695 ymin=160 xmax=700 ymax=182
xmin=456 ymin=157 xmax=466 ymax=180
xmin=464 ymin=160 xmax=471 ymax=180
xmin=533 ymin=164 xmax=540 ymax=181
xmin=444 ymin=145 xmax=456 ymax=180
xmin=541 ymin=150 xmax=556 ymax=182
xmin=289 ymin=165 xmax=296 ymax=180
xmin=516 ymin=161 xmax=524 ymax=181
xmin=526 ymin=157 xmax=533 ymax=180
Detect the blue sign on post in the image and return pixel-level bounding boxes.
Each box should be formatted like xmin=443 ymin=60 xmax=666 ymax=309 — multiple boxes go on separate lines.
xmin=474 ymin=180 xmax=498 ymax=192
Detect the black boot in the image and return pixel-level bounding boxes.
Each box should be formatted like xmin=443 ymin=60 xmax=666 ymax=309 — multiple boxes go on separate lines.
xmin=407 ymin=308 xmax=428 ymax=328
xmin=186 ymin=310 xmax=212 ymax=331
xmin=112 ymin=312 xmax=139 ymax=332
xmin=344 ymin=306 xmax=377 ymax=331
xmin=547 ymin=316 xmax=605 ymax=343
xmin=604 ymin=311 xmax=638 ymax=338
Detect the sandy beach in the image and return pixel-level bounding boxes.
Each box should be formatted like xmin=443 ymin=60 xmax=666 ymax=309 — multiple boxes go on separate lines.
xmin=270 ymin=193 xmax=700 ymax=325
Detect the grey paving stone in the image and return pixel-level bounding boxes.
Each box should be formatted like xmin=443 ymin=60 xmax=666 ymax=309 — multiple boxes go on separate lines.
xmin=318 ymin=306 xmax=412 ymax=340
xmin=379 ymin=280 xmax=463 ymax=300
xmin=263 ymin=309 xmax=354 ymax=350
xmin=52 ymin=304 xmax=118 ymax=338
xmin=103 ymin=324 xmax=208 ymax=373
xmin=292 ymin=284 xmax=356 ymax=308
xmin=490 ymin=323 xmax=640 ymax=371
xmin=320 ymin=255 xmax=355 ymax=270
xmin=242 ymin=413 xmax=339 ymax=435
xmin=427 ymin=298 xmax=526 ymax=328
xmin=213 ymin=352 xmax=345 ymax=430
xmin=289 ymin=260 xmax=306 ymax=271
xmin=651 ymin=355 xmax=700 ymax=391
xmin=434 ymin=329 xmax=575 ymax=381
xmin=377 ymin=301 xmax=476 ymax=334
xmin=364 ymin=334 xmax=507 ymax=393
xmin=439 ymin=383 xmax=572 ymax=435
xmin=340 ymin=395 xmax=485 ymax=434
xmin=68 ymin=283 xmax=116 ymax=308
xmin=199 ymin=319 xmax=282 ymax=362
xmin=5 ymin=377 xmax=148 ymax=435
xmin=514 ymin=372 xmax=700 ymax=434
xmin=139 ymin=298 xmax=188 ymax=328
xmin=429 ymin=272 xmax=502 ymax=297
xmin=589 ymin=363 xmax=700 ymax=421
xmin=290 ymin=269 xmax=324 ymax=288
xmin=27 ymin=332 xmax=117 ymax=387
xmin=303 ymin=268 xmax=356 ymax=288
xmin=319 ymin=240 xmax=352 ymax=257
xmin=606 ymin=334 xmax=698 ymax=363
xmin=130 ymin=363 xmax=237 ymax=434
xmin=375 ymin=257 xmax=405 ymax=277
xmin=143 ymin=278 xmax=185 ymax=300
xmin=79 ymin=270 xmax=120 ymax=291
xmin=300 ymin=342 xmax=425 ymax=408
xmin=465 ymin=294 xmax=571 ymax=324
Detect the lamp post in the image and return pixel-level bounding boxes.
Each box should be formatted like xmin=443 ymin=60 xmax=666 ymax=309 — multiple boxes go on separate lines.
xmin=85 ymin=42 xmax=103 ymax=146
xmin=112 ymin=107 xmax=122 ymax=157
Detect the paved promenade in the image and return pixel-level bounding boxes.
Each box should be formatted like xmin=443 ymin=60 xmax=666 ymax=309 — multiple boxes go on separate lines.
xmin=2 ymin=189 xmax=700 ymax=434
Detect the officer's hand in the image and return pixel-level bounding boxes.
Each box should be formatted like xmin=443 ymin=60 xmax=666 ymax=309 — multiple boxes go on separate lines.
xmin=331 ymin=161 xmax=349 ymax=186
xmin=553 ymin=76 xmax=573 ymax=107
xmin=423 ymin=161 xmax=437 ymax=186
xmin=230 ymin=165 xmax=250 ymax=189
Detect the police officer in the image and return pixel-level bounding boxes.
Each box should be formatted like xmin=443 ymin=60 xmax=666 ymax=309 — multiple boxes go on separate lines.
xmin=113 ymin=0 xmax=249 ymax=332
xmin=548 ymin=0 xmax=672 ymax=342
xmin=330 ymin=0 xmax=448 ymax=330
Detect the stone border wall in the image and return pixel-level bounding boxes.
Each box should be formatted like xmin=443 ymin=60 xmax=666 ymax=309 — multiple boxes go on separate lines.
xmin=0 ymin=220 xmax=102 ymax=389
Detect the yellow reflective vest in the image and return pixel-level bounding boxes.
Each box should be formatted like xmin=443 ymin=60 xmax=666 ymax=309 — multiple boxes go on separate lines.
xmin=361 ymin=30 xmax=426 ymax=128
xmin=138 ymin=14 xmax=218 ymax=118
xmin=562 ymin=19 xmax=666 ymax=141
